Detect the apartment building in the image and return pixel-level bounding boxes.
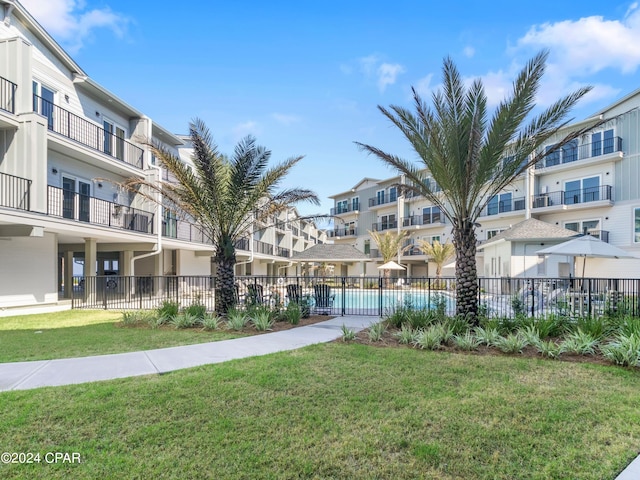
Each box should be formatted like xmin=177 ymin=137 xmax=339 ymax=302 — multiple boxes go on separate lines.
xmin=329 ymin=89 xmax=640 ymax=279
xmin=0 ymin=1 xmax=324 ymax=310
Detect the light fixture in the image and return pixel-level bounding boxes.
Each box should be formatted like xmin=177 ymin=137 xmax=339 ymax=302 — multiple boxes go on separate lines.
xmin=97 ymin=183 xmax=103 ymax=188
xmin=51 ymin=167 xmax=58 ymax=174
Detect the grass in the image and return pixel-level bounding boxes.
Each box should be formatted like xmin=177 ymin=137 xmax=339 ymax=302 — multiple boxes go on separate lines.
xmin=0 ymin=310 xmax=241 ymax=363
xmin=0 ymin=344 xmax=639 ymax=479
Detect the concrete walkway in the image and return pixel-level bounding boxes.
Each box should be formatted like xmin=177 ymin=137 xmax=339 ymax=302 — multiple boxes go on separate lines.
xmin=0 ymin=315 xmax=378 ymax=392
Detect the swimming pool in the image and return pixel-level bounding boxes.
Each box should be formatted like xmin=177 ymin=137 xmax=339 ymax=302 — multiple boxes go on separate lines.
xmin=330 ymin=289 xmax=456 ymax=315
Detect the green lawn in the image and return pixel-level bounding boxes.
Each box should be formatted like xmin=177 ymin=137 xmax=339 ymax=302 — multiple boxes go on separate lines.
xmin=0 ymin=310 xmax=241 ymax=363
xmin=1 ymin=344 xmax=639 ymax=479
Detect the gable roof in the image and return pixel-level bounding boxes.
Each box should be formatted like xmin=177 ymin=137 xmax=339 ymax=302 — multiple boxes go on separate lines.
xmin=290 ymin=244 xmax=369 ymax=262
xmin=478 ymin=219 xmax=579 ymax=250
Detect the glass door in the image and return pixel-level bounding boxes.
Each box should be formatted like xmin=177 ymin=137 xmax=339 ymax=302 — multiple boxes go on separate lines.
xmin=62 ymin=176 xmax=75 ymax=219
xmin=79 ymin=181 xmax=91 ymax=222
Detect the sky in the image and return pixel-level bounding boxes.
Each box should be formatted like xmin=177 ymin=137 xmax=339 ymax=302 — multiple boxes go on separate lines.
xmin=20 ymin=0 xmax=640 ymax=221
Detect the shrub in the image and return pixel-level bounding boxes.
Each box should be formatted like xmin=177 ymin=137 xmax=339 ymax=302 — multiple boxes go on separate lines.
xmin=414 ymin=325 xmax=444 ymax=350
xmin=452 ymin=332 xmax=481 ymax=351
xmin=368 ymin=322 xmax=386 ymax=342
xmin=170 ymin=312 xmax=199 ymax=329
xmin=283 ymin=302 xmax=302 ymax=325
xmin=600 ymin=333 xmax=640 ymax=367
xmin=393 ymin=325 xmax=417 ymax=345
xmin=184 ymin=302 xmax=207 ymax=321
xmin=121 ymin=310 xmax=153 ymax=326
xmin=559 ymin=329 xmax=598 ymax=355
xmin=535 ymin=314 xmax=570 ymax=338
xmin=226 ymin=308 xmax=248 ymax=330
xmin=201 ymin=313 xmax=221 ymax=331
xmin=157 ymin=300 xmax=179 ymax=323
xmin=617 ymin=316 xmax=640 ymax=337
xmin=494 ymin=333 xmax=528 ymax=354
xmin=250 ymin=309 xmax=275 ymax=331
xmin=573 ymin=316 xmax=612 ymax=340
xmin=432 ymin=293 xmax=447 ymax=319
xmin=473 ymin=326 xmax=500 ymax=346
xmin=443 ymin=315 xmax=470 ymax=336
xmin=341 ymin=324 xmax=356 ymax=341
xmin=517 ymin=325 xmax=541 ymax=348
xmin=536 ymin=339 xmax=562 ymax=359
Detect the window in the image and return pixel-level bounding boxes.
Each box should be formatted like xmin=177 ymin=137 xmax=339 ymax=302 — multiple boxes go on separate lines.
xmin=32 ymin=81 xmax=55 ymax=129
xmin=380 ymin=214 xmax=396 ymax=230
xmin=487 ymin=229 xmax=506 ymax=240
xmin=537 ymin=255 xmax=546 ymax=275
xmin=376 ymin=190 xmax=385 ymax=205
xmin=163 ymin=210 xmax=177 ymax=238
xmin=635 ymin=208 xmax=640 ymax=243
xmin=565 ymin=219 xmax=600 ymax=237
xmin=364 ymin=239 xmax=370 ymax=255
xmin=487 ymin=192 xmax=512 ymax=215
xmin=422 ymin=206 xmax=441 ymax=224
xmin=103 ymin=118 xmax=126 ymax=160
xmin=425 ymin=177 xmax=441 ymax=193
xmin=562 ymin=139 xmax=578 ymax=163
xmin=351 ymin=197 xmax=359 ymax=211
xmin=592 ymin=129 xmax=614 ymax=157
xmin=61 ymin=175 xmax=91 ymax=222
xmin=545 ymin=145 xmax=560 ymax=167
xmin=336 ymin=199 xmax=348 ymax=214
xmin=564 ymin=176 xmax=599 ymax=204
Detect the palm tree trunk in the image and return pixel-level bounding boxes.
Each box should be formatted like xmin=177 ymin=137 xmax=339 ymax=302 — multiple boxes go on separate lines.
xmin=214 ymin=237 xmax=237 ymax=316
xmin=453 ymin=221 xmax=479 ymax=325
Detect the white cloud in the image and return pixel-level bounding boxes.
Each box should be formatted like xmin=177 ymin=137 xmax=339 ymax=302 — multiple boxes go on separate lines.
xmin=271 ymin=113 xmax=301 ymax=126
xmin=232 ymin=121 xmax=261 ymax=141
xmin=413 ymin=73 xmax=434 ymax=97
xmin=358 ymin=54 xmax=380 ymax=76
xmin=377 ymin=63 xmax=405 ymax=92
xmin=20 ymin=0 xmax=128 ymax=54
xmin=462 ymin=46 xmax=475 ymax=58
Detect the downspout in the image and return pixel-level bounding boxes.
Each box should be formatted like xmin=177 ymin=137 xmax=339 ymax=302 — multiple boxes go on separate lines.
xmin=130 ymin=117 xmax=163 ymax=274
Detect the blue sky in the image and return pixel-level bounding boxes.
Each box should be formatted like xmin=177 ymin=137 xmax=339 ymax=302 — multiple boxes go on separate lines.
xmin=23 ymin=0 xmax=640 ymax=219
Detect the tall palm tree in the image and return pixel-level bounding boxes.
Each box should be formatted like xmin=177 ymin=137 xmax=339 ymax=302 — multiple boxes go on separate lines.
xmin=418 ymin=239 xmax=454 ymax=279
xmin=357 ymin=51 xmax=596 ymax=323
xmin=367 ymin=229 xmax=409 ymax=277
xmin=125 ymin=119 xmax=319 ymax=315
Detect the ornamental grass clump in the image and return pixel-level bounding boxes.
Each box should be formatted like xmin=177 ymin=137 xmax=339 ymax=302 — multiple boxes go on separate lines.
xmin=559 ymin=329 xmax=599 ymax=356
xmin=494 ymin=333 xmax=528 ymax=354
xmin=414 ymin=325 xmax=445 ymax=350
xmin=393 ymin=325 xmax=418 ymax=345
xmin=600 ymin=333 xmax=640 ymax=367
xmin=283 ymin=302 xmax=302 ymax=325
xmin=473 ymin=326 xmax=500 ymax=347
xmin=368 ymin=321 xmax=387 ymax=342
xmin=226 ymin=308 xmax=248 ymax=331
xmin=200 ymin=313 xmax=221 ymax=331
xmin=170 ymin=312 xmax=199 ymax=329
xmin=250 ymin=308 xmax=275 ymax=331
xmin=536 ymin=339 xmax=562 ymax=359
xmin=341 ymin=324 xmax=356 ymax=341
xmin=452 ymin=331 xmax=481 ymax=351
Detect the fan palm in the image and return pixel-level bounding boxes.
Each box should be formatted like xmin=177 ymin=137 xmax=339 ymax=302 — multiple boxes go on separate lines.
xmin=368 ymin=229 xmax=409 ymax=277
xmin=418 ymin=239 xmax=454 ymax=278
xmin=356 ymin=50 xmax=596 ymax=324
xmin=125 ymin=119 xmax=319 ymax=315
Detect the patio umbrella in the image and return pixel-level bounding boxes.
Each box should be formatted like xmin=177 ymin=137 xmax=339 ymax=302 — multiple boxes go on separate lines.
xmin=377 ymin=261 xmax=406 ymax=271
xmin=537 ymin=235 xmax=638 ymax=279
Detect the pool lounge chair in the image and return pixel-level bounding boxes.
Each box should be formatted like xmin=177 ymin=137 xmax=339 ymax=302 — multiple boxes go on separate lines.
xmin=313 ymin=284 xmax=335 ymax=315
xmin=246 ymin=284 xmax=271 ymax=306
xmin=286 ymin=284 xmax=303 ymax=304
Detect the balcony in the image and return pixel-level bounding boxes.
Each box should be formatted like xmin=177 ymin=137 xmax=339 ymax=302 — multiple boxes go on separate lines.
xmin=275 ymin=246 xmax=290 ymax=258
xmin=48 ymin=185 xmax=154 ymax=234
xmin=401 ymin=214 xmax=444 ymax=228
xmin=234 ymin=237 xmax=250 ymax=251
xmin=327 ymin=227 xmax=357 ymax=238
xmin=0 ymin=172 xmax=31 ymax=211
xmin=34 ymin=95 xmax=144 ymax=170
xmin=368 ymin=193 xmax=397 ymax=208
xmin=532 ymin=185 xmax=613 ymax=209
xmin=585 ymin=230 xmax=610 ymax=243
xmin=163 ymin=218 xmax=212 ymax=244
xmin=330 ymin=203 xmax=359 ymax=215
xmin=535 ymin=138 xmax=623 ymax=170
xmin=479 ymin=196 xmax=526 ymax=217
xmin=254 ymin=239 xmax=274 ymax=256
xmin=403 ymin=245 xmax=424 ymax=256
xmin=371 ymin=220 xmax=398 ymax=231
xmin=0 ymin=76 xmax=17 ymax=114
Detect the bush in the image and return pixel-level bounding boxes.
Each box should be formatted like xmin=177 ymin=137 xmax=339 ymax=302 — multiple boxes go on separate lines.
xmin=572 ymin=316 xmax=612 ymax=340
xmin=559 ymin=329 xmax=598 ymax=355
xmin=250 ymin=308 xmax=275 ymax=331
xmin=452 ymin=332 xmax=481 ymax=351
xmin=473 ymin=326 xmax=500 ymax=346
xmin=283 ymin=302 xmax=302 ymax=325
xmin=393 ymin=325 xmax=417 ymax=345
xmin=184 ymin=302 xmax=207 ymax=321
xmin=600 ymin=333 xmax=640 ymax=367
xmin=414 ymin=325 xmax=445 ymax=350
xmin=121 ymin=310 xmax=153 ymax=326
xmin=517 ymin=325 xmax=541 ymax=348
xmin=157 ymin=300 xmax=179 ymax=323
xmin=170 ymin=312 xmax=199 ymax=329
xmin=201 ymin=313 xmax=221 ymax=331
xmin=368 ymin=322 xmax=386 ymax=342
xmin=341 ymin=324 xmax=356 ymax=341
xmin=494 ymin=333 xmax=528 ymax=354
xmin=536 ymin=339 xmax=562 ymax=359
xmin=226 ymin=308 xmax=248 ymax=330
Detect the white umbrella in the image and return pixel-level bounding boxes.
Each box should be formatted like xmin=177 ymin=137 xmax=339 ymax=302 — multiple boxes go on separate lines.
xmin=538 ymin=235 xmax=637 ymax=278
xmin=377 ymin=261 xmax=406 ymax=271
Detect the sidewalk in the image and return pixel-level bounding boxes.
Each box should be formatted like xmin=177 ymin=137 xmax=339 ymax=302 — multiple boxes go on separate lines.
xmin=0 ymin=315 xmax=378 ymax=392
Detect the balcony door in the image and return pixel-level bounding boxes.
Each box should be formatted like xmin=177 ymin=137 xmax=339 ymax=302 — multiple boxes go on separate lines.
xmin=62 ymin=176 xmax=91 ymax=222
xmin=33 ymin=81 xmax=55 ymax=129
xmin=103 ymin=118 xmax=126 ymax=160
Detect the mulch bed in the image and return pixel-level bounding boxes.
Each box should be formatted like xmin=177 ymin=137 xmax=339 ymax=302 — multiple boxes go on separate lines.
xmin=233 ymin=315 xmax=335 ymax=335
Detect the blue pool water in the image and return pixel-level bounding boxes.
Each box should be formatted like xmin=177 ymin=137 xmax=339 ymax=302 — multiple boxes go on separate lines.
xmin=331 ymin=289 xmax=455 ymax=313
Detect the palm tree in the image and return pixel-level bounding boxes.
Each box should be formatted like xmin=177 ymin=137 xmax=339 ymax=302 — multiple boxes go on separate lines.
xmin=367 ymin=229 xmax=409 ymax=277
xmin=357 ymin=51 xmax=596 ymax=323
xmin=125 ymin=119 xmax=319 ymax=315
xmin=418 ymin=239 xmax=454 ymax=279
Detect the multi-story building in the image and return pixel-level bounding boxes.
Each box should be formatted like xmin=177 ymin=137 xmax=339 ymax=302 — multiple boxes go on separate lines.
xmin=0 ymin=1 xmax=324 ymax=311
xmin=329 ymin=89 xmax=640 ymax=279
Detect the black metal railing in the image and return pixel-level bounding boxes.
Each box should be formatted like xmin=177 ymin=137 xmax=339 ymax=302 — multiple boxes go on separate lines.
xmin=254 ymin=239 xmax=274 ymax=255
xmin=480 ymin=196 xmax=526 ymax=217
xmin=536 ymin=137 xmax=623 ymax=169
xmin=327 ymin=227 xmax=358 ymax=237
xmin=371 ymin=220 xmax=398 ymax=231
xmin=162 ymin=218 xmax=212 ymax=244
xmin=401 ymin=214 xmax=443 ymax=227
xmin=0 ymin=76 xmax=17 ymax=114
xmin=48 ymin=185 xmax=153 ymax=233
xmin=369 ymin=194 xmax=397 ymax=207
xmin=532 ymin=185 xmax=612 ymax=208
xmin=330 ymin=202 xmax=359 ymax=215
xmin=275 ymin=246 xmax=290 ymax=258
xmin=235 ymin=237 xmax=250 ymax=251
xmin=33 ymin=94 xmax=144 ymax=169
xmin=585 ymin=230 xmax=610 ymax=243
xmin=72 ymin=274 xmax=640 ymax=319
xmin=0 ymin=171 xmax=31 ymax=210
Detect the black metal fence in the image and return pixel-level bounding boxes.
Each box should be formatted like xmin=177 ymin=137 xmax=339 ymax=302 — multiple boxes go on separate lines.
xmin=71 ymin=275 xmax=640 ymax=318
xmin=0 ymin=171 xmax=31 ymax=210
xmin=0 ymin=76 xmax=16 ymax=114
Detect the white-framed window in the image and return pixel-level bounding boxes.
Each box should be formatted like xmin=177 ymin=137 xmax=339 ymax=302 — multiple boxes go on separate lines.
xmin=425 ymin=177 xmax=441 ymax=193
xmin=487 ymin=192 xmax=513 ymax=215
xmin=487 ymin=228 xmax=506 ymax=240
xmin=61 ymin=173 xmax=92 ymax=222
xmin=564 ymin=219 xmax=600 ymax=235
xmin=351 ymin=197 xmax=359 ymax=211
xmin=389 ymin=186 xmax=397 ymax=202
xmin=103 ymin=117 xmax=127 ymax=160
xmin=380 ymin=214 xmax=396 ymax=230
xmin=591 ymin=128 xmax=615 ymax=157
xmin=376 ymin=189 xmax=385 ymax=205
xmin=32 ymin=80 xmax=56 ymax=129
xmin=336 ymin=199 xmax=348 ymax=214
xmin=564 ymin=176 xmax=600 ymax=205
xmin=422 ymin=206 xmax=442 ymax=224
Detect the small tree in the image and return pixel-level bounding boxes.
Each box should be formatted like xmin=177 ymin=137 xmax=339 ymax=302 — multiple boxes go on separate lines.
xmin=418 ymin=239 xmax=454 ymax=279
xmin=368 ymin=229 xmax=409 ymax=277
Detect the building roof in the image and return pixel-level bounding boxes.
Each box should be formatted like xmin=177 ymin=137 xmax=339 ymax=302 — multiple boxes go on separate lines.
xmin=290 ymin=244 xmax=369 ymax=262
xmin=478 ymin=219 xmax=579 ymax=250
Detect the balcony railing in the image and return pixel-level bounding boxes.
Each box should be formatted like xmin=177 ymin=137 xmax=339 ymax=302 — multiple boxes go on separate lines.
xmin=234 ymin=237 xmax=250 ymax=251
xmin=369 ymin=194 xmax=397 ymax=207
xmin=0 ymin=76 xmax=17 ymax=114
xmin=480 ymin=196 xmax=526 ymax=217
xmin=33 ymin=95 xmax=144 ymax=170
xmin=535 ymin=138 xmax=623 ymax=169
xmin=162 ymin=218 xmax=212 ymax=244
xmin=532 ymin=185 xmax=612 ymax=208
xmin=48 ymin=185 xmax=153 ymax=234
xmin=401 ymin=214 xmax=443 ymax=227
xmin=327 ymin=227 xmax=358 ymax=238
xmin=254 ymin=239 xmax=274 ymax=255
xmin=0 ymin=172 xmax=31 ymax=211
xmin=330 ymin=203 xmax=359 ymax=215
xmin=585 ymin=230 xmax=610 ymax=243
xmin=275 ymin=246 xmax=290 ymax=258
xmin=371 ymin=220 xmax=398 ymax=231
